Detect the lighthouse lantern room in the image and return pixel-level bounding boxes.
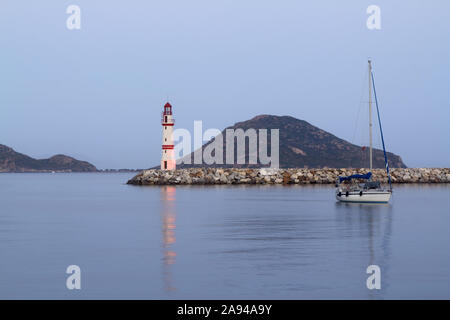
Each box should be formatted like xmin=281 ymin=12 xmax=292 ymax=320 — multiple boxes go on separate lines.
xmin=161 ymin=102 xmax=176 ymax=170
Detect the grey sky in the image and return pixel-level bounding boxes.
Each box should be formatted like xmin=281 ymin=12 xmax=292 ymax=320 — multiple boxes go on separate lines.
xmin=1 ymin=1 xmax=449 ymax=169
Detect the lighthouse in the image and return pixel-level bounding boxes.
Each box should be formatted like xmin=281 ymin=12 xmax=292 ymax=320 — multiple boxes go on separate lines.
xmin=161 ymin=102 xmax=176 ymax=170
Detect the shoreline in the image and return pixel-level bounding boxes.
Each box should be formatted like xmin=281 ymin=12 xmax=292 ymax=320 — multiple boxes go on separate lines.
xmin=127 ymin=168 xmax=450 ymax=185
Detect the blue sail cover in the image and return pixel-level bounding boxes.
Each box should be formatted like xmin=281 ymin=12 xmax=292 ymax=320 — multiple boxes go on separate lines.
xmin=339 ymin=172 xmax=372 ymax=183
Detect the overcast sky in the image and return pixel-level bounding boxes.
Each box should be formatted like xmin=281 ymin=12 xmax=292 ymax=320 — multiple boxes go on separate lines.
xmin=1 ymin=1 xmax=449 ymax=169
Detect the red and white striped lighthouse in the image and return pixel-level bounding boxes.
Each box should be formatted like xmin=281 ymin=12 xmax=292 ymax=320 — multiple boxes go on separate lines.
xmin=161 ymin=102 xmax=176 ymax=170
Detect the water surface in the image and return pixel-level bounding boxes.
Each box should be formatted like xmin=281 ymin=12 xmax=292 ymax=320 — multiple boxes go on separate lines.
xmin=0 ymin=173 xmax=449 ymax=299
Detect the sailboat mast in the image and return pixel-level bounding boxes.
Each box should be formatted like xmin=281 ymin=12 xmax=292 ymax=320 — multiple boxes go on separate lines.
xmin=368 ymin=60 xmax=373 ymax=171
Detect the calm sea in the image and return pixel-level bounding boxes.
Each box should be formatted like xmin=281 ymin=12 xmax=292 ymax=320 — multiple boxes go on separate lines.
xmin=0 ymin=173 xmax=449 ymax=299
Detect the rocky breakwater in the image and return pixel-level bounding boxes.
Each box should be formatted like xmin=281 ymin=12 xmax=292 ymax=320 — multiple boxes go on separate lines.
xmin=127 ymin=168 xmax=450 ymax=185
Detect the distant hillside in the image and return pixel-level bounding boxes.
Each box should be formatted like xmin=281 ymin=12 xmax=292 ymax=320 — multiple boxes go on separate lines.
xmin=0 ymin=144 xmax=97 ymax=172
xmin=178 ymin=115 xmax=406 ymax=169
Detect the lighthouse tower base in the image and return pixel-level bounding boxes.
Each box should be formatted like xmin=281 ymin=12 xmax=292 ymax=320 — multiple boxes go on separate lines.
xmin=161 ymin=160 xmax=176 ymax=171
xmin=161 ymin=150 xmax=176 ymax=170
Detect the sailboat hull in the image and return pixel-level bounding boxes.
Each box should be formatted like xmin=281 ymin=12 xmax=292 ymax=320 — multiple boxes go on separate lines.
xmin=335 ymin=190 xmax=391 ymax=203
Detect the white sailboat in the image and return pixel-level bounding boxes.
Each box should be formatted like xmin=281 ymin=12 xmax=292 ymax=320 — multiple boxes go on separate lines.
xmin=336 ymin=60 xmax=392 ymax=203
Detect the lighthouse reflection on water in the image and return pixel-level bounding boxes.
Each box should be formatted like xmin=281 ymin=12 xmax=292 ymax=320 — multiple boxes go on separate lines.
xmin=161 ymin=186 xmax=177 ymax=293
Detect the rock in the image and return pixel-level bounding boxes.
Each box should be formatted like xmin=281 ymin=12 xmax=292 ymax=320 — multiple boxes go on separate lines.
xmin=126 ymin=168 xmax=450 ymax=185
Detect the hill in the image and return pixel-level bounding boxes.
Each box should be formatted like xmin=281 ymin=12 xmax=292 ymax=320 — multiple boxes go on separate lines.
xmin=178 ymin=115 xmax=406 ymax=169
xmin=0 ymin=144 xmax=97 ymax=172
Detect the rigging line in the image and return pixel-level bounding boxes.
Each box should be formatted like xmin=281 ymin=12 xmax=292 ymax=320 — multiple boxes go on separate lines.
xmin=351 ymin=67 xmax=369 ymax=147
xmin=350 ymin=66 xmax=368 ymax=169
xmin=371 ymin=70 xmax=392 ymax=190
